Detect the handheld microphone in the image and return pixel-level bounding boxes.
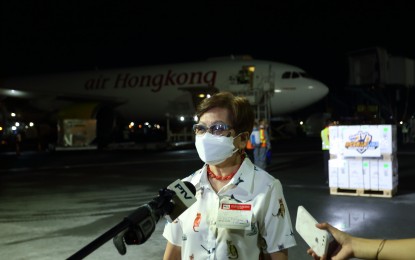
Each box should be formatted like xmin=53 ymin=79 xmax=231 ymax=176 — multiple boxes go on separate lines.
xmin=165 ymin=179 xmax=197 ymax=222
xmin=112 ymin=179 xmax=196 ymax=255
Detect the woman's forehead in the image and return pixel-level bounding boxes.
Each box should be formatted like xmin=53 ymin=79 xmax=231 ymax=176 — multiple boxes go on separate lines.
xmin=199 ymin=107 xmax=230 ymax=124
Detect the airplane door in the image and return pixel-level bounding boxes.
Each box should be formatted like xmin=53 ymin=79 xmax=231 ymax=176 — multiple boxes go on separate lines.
xmin=237 ymin=66 xmax=255 ymax=90
xmin=178 ymin=86 xmax=219 ymax=111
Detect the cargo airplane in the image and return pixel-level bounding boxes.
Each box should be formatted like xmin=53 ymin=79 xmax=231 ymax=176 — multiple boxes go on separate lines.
xmin=0 ymin=55 xmax=329 ymax=149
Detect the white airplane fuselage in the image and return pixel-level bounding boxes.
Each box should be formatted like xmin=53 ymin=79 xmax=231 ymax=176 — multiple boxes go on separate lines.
xmin=1 ymin=58 xmax=329 ymax=122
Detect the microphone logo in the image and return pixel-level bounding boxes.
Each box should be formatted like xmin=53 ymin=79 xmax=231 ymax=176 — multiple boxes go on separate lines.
xmin=174 ymin=183 xmax=193 ymax=199
xmin=165 ymin=179 xmax=197 ymax=222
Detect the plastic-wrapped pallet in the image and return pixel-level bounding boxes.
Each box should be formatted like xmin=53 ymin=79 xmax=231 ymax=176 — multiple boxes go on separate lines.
xmin=328 ymin=125 xmax=398 ymax=198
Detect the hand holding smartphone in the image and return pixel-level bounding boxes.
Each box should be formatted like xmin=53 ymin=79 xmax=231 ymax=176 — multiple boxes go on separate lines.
xmin=295 ymin=206 xmax=332 ymax=257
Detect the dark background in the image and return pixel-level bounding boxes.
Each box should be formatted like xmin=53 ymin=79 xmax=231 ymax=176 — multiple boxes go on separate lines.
xmin=1 ymin=1 xmax=414 ymax=90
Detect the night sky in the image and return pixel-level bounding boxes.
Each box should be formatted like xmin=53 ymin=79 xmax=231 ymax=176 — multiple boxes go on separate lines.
xmin=1 ymin=1 xmax=414 ymax=90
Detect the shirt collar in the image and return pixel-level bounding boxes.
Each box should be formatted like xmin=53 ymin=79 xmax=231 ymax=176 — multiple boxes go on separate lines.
xmin=230 ymin=157 xmax=255 ymax=195
xmin=194 ymin=157 xmax=256 ymax=195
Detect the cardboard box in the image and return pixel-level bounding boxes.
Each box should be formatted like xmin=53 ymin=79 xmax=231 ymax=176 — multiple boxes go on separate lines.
xmin=329 ymin=126 xmax=343 ymax=155
xmin=338 ymin=159 xmax=350 ymax=188
xmin=378 ymin=125 xmax=397 ymax=154
xmin=369 ymin=159 xmax=379 ymax=190
xmin=362 ymin=159 xmax=371 ymax=190
xmin=349 ymin=158 xmax=363 ymax=189
xmin=328 ymin=159 xmax=339 ymax=187
xmin=378 ymin=158 xmax=398 ymax=190
xmin=330 ymin=125 xmax=396 ymax=158
xmin=343 ymin=125 xmax=381 ymax=157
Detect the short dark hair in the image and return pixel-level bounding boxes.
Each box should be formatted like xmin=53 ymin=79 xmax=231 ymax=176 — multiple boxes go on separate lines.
xmin=196 ymin=92 xmax=255 ymax=135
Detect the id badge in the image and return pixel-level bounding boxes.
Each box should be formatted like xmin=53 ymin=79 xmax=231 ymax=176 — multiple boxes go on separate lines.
xmin=216 ymin=199 xmax=252 ymax=229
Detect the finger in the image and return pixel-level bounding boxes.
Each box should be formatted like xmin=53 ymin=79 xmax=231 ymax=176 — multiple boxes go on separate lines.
xmin=307 ymin=248 xmax=322 ymax=260
xmin=323 ymin=222 xmax=335 ymax=232
xmin=316 ymin=222 xmax=338 ymax=235
xmin=315 ymin=222 xmax=329 ymax=229
xmin=306 ymin=248 xmax=314 ymax=255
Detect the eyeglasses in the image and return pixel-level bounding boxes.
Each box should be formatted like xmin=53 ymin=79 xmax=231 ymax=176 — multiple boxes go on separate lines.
xmin=192 ymin=123 xmax=233 ymax=136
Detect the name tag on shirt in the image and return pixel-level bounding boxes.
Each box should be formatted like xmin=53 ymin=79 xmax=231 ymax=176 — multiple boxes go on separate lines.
xmin=216 ymin=201 xmax=252 ymax=229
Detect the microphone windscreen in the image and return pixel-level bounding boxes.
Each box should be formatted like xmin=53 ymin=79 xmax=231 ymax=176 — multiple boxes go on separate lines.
xmin=183 ymin=181 xmax=196 ymax=195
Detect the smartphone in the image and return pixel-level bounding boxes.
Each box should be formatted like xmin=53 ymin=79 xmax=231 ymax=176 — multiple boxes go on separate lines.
xmin=295 ymin=206 xmax=332 ymax=257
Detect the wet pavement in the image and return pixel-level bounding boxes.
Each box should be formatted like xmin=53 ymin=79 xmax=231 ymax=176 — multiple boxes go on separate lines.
xmin=1 ymin=137 xmax=414 ymax=259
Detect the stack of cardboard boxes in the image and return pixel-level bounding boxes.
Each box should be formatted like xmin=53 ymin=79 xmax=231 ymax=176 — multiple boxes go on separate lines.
xmin=328 ymin=125 xmax=398 ymax=197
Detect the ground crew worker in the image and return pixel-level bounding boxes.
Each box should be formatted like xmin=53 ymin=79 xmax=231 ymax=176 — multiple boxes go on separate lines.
xmin=321 ymin=121 xmax=332 ymax=183
xmin=254 ymin=119 xmax=271 ymax=169
xmin=15 ymin=131 xmax=22 ymax=156
xmin=402 ymin=123 xmax=409 ymax=144
xmin=246 ymin=121 xmax=258 ymax=162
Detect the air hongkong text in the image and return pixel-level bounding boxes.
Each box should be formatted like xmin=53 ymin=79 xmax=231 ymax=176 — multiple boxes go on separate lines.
xmin=84 ymin=70 xmax=217 ymax=92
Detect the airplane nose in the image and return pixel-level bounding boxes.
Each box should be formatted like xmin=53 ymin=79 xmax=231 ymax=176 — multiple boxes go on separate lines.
xmin=269 ymin=77 xmax=330 ymax=115
xmin=307 ymin=79 xmax=329 ymax=101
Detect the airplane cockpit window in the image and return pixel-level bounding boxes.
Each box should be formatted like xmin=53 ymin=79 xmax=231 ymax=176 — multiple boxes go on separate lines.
xmin=282 ymin=72 xmax=291 ymax=79
xmin=292 ymin=72 xmax=300 ymax=78
xmin=300 ymin=72 xmax=311 ymax=78
xmin=282 ymin=71 xmax=311 ymax=79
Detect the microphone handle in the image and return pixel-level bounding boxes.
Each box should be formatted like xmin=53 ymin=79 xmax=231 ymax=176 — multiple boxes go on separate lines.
xmin=67 ymin=188 xmax=175 ymax=259
xmin=66 ymin=218 xmax=131 ymax=260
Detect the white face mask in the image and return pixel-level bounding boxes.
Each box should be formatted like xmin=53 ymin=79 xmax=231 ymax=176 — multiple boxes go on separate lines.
xmin=195 ymin=132 xmax=239 ymax=165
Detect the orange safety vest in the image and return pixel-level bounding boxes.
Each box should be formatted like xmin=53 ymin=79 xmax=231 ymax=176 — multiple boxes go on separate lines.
xmin=246 ymin=139 xmax=254 ymax=150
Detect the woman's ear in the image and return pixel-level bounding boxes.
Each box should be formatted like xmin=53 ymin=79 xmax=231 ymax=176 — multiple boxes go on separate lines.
xmin=237 ymin=132 xmax=249 ymax=149
xmin=239 ymin=131 xmax=249 ymax=141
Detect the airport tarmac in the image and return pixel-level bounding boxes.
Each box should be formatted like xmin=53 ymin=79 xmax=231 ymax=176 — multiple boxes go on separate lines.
xmin=1 ymin=137 xmax=415 ymax=260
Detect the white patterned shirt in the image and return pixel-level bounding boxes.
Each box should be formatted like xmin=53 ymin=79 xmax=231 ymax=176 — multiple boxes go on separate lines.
xmin=163 ymin=157 xmax=297 ymax=260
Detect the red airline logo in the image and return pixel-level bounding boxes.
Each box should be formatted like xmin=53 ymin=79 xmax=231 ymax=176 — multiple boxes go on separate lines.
xmin=84 ymin=70 xmax=217 ymax=92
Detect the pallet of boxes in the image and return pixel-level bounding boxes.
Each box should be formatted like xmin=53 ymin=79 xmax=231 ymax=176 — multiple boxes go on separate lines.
xmin=328 ymin=125 xmax=398 ymax=198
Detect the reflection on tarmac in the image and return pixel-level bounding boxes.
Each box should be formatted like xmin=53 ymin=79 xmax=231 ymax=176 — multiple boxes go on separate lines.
xmin=1 ymin=139 xmax=415 ymax=259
